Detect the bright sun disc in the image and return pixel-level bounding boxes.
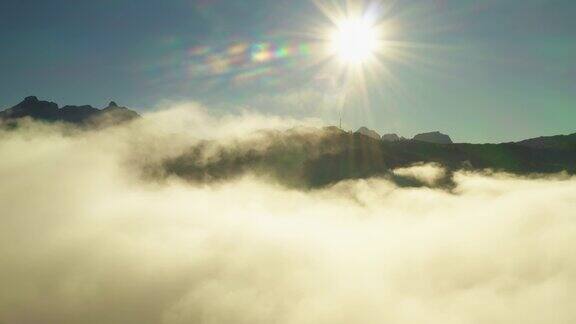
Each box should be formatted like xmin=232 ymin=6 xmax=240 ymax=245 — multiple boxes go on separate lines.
xmin=329 ymin=17 xmax=380 ymax=64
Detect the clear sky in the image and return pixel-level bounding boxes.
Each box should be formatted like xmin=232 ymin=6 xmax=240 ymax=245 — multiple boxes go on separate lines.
xmin=1 ymin=0 xmax=574 ymax=142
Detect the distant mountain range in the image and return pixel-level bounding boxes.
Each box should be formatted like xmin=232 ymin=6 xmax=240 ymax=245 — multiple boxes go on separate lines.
xmin=356 ymin=127 xmax=453 ymax=144
xmin=0 ymin=96 xmax=139 ymax=127
xmin=1 ymin=96 xmax=574 ymax=188
xmin=160 ymin=127 xmax=576 ymax=188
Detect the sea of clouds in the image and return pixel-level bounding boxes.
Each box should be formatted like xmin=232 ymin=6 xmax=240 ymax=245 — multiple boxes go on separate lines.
xmin=0 ymin=103 xmax=575 ymax=324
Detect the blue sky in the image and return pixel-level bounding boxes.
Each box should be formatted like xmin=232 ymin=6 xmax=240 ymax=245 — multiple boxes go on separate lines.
xmin=0 ymin=0 xmax=574 ymax=142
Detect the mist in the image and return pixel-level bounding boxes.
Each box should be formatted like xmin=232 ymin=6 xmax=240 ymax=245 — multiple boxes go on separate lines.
xmin=1 ymin=106 xmax=575 ymax=324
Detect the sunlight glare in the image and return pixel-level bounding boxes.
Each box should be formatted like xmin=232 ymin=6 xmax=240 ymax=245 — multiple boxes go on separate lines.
xmin=329 ymin=17 xmax=381 ymax=64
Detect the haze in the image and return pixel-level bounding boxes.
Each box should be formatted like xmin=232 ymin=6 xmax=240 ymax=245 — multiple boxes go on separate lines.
xmin=1 ymin=106 xmax=575 ymax=323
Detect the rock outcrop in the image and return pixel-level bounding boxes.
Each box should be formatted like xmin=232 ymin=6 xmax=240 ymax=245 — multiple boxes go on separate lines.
xmin=381 ymin=133 xmax=401 ymax=142
xmin=413 ymin=131 xmax=453 ymax=144
xmin=355 ymin=127 xmax=381 ymax=140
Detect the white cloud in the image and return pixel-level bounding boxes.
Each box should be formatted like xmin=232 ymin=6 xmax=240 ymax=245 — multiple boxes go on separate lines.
xmin=0 ymin=109 xmax=575 ymax=324
xmin=393 ymin=162 xmax=447 ymax=186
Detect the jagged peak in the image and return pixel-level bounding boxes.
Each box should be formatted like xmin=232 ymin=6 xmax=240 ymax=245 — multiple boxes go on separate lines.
xmin=1 ymin=97 xmax=140 ymax=126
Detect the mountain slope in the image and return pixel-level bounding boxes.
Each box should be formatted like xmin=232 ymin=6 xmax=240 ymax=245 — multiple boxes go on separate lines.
xmin=158 ymin=128 xmax=576 ymax=188
xmin=516 ymin=133 xmax=576 ymax=150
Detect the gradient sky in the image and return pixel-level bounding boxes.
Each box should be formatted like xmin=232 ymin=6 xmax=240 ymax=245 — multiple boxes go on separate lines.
xmin=0 ymin=0 xmax=574 ymax=142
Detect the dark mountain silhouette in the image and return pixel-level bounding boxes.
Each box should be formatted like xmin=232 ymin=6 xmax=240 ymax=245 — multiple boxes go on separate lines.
xmin=0 ymin=96 xmax=60 ymax=121
xmin=516 ymin=133 xmax=576 ymax=150
xmin=0 ymin=96 xmax=140 ymax=127
xmin=158 ymin=127 xmax=576 ymax=189
xmin=58 ymin=105 xmax=102 ymax=124
xmin=1 ymin=96 xmax=574 ymax=189
xmin=413 ymin=131 xmax=453 ymax=144
xmin=98 ymin=101 xmax=141 ymax=125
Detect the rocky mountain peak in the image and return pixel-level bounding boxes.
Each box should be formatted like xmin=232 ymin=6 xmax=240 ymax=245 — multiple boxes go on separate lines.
xmin=413 ymin=131 xmax=453 ymax=144
xmin=356 ymin=127 xmax=381 ymax=140
xmin=382 ymin=133 xmax=401 ymax=142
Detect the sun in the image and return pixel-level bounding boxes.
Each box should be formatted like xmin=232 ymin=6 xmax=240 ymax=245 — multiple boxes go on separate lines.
xmin=329 ymin=17 xmax=381 ymax=65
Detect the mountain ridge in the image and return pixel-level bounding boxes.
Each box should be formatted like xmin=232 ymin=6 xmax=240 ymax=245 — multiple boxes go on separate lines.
xmin=1 ymin=96 xmax=575 ymax=188
xmin=158 ymin=126 xmax=576 ymax=188
xmin=0 ymin=96 xmax=140 ymax=127
xmin=1 ymin=96 xmax=570 ymax=146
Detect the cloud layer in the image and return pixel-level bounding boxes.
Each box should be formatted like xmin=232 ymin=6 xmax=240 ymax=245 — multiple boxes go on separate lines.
xmin=0 ymin=108 xmax=575 ymax=324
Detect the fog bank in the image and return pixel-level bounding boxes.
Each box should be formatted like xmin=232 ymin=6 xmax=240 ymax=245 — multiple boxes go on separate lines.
xmin=0 ymin=108 xmax=575 ymax=324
